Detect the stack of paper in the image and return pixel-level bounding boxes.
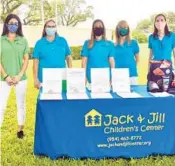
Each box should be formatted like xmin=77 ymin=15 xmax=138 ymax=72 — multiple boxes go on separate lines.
xmin=112 ymin=68 xmax=131 ymax=93
xmin=91 ymin=93 xmax=112 ymax=99
xmin=42 ymin=80 xmax=62 ymax=94
xmin=91 ymin=68 xmax=110 ymax=93
xmin=66 ymin=68 xmax=88 ymax=99
xmin=117 ymin=92 xmax=143 ymax=98
xmin=40 ymin=93 xmax=62 ymax=100
xmin=42 ymin=68 xmax=63 ymax=94
xmin=66 ymin=68 xmax=86 ymax=93
xmin=40 ymin=68 xmax=63 ymax=100
xmin=66 ymin=93 xmax=88 ymax=100
xmin=149 ymin=92 xmax=173 ymax=97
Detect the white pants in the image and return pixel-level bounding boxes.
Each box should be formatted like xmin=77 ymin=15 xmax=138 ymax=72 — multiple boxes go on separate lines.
xmin=0 ymin=80 xmax=27 ymax=127
xmin=130 ymin=77 xmax=138 ymax=85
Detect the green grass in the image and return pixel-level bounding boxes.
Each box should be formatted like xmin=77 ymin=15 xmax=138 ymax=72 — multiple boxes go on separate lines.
xmin=1 ymin=44 xmax=175 ymax=166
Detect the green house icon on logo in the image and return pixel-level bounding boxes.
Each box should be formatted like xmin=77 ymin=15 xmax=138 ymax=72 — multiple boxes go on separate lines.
xmin=85 ymin=109 xmax=102 ymax=127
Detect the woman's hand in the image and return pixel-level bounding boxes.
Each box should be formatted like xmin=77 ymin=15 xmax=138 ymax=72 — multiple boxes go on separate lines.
xmin=34 ymin=79 xmax=41 ymax=89
xmin=12 ymin=74 xmax=22 ymax=85
xmin=5 ymin=76 xmax=13 ymax=86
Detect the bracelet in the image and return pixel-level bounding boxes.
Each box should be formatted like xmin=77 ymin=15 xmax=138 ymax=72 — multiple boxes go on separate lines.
xmin=4 ymin=75 xmax=9 ymax=80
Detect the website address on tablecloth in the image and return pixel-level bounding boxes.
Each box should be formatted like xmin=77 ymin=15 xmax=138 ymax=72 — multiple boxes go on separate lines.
xmin=97 ymin=141 xmax=152 ymax=148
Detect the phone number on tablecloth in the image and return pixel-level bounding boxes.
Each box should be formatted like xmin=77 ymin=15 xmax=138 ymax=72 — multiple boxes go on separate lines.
xmin=107 ymin=136 xmax=142 ymax=142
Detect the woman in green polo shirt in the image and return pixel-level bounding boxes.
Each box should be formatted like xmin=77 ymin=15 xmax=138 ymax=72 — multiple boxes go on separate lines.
xmin=0 ymin=14 xmax=29 ymax=139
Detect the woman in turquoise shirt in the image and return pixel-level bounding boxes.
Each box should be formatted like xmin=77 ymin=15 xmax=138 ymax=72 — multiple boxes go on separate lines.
xmin=81 ymin=19 xmax=115 ymax=84
xmin=114 ymin=20 xmax=140 ymax=85
xmin=148 ymin=14 xmax=175 ymax=68
xmin=33 ymin=19 xmax=72 ymax=88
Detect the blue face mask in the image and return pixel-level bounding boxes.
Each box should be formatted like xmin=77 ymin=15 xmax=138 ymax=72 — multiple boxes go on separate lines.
xmin=7 ymin=24 xmax=18 ymax=33
xmin=118 ymin=28 xmax=129 ymax=36
xmin=45 ymin=27 xmax=56 ymax=36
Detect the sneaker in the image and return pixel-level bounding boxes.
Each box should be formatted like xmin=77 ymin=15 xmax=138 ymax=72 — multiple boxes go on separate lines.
xmin=17 ymin=130 xmax=24 ymax=139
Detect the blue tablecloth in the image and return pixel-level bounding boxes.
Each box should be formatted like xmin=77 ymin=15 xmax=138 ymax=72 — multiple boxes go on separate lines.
xmin=34 ymin=86 xmax=175 ymax=160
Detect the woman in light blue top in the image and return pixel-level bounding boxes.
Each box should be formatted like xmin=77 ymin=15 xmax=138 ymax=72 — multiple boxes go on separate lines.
xmin=114 ymin=20 xmax=140 ymax=85
xmin=33 ymin=19 xmax=72 ymax=88
xmin=148 ymin=14 xmax=175 ymax=69
xmin=81 ymin=19 xmax=115 ymax=84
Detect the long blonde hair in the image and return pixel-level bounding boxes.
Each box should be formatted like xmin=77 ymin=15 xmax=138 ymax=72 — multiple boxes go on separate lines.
xmin=115 ymin=20 xmax=131 ymax=45
xmin=88 ymin=19 xmax=107 ymax=48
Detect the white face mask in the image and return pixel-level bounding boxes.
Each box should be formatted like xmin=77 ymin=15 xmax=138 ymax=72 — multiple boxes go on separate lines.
xmin=45 ymin=27 xmax=57 ymax=36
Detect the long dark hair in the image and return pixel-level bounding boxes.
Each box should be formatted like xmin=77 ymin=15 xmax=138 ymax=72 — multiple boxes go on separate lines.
xmin=42 ymin=19 xmax=57 ymax=37
xmin=88 ymin=19 xmax=107 ymax=48
xmin=153 ymin=14 xmax=170 ymax=38
xmin=1 ymin=14 xmax=23 ymax=36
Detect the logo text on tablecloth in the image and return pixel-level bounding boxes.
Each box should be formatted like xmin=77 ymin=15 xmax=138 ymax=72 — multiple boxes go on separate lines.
xmin=85 ymin=110 xmax=165 ymax=133
xmin=84 ymin=110 xmax=166 ymax=149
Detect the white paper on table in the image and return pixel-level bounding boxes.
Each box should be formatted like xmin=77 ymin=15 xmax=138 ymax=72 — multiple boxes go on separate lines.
xmin=67 ymin=68 xmax=86 ymax=93
xmin=42 ymin=80 xmax=62 ymax=94
xmin=112 ymin=68 xmax=130 ymax=93
xmin=117 ymin=92 xmax=143 ymax=98
xmin=42 ymin=68 xmax=63 ymax=94
xmin=149 ymin=92 xmax=173 ymax=97
xmin=66 ymin=93 xmax=88 ymax=100
xmin=91 ymin=93 xmax=112 ymax=99
xmin=91 ymin=68 xmax=110 ymax=93
xmin=40 ymin=93 xmax=62 ymax=100
xmin=61 ymin=69 xmax=66 ymax=80
xmin=43 ymin=68 xmax=65 ymax=81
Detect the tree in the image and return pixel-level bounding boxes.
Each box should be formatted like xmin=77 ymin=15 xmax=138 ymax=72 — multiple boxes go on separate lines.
xmin=136 ymin=11 xmax=175 ymax=33
xmin=21 ymin=0 xmax=54 ymax=25
xmin=0 ymin=0 xmax=26 ymax=21
xmin=136 ymin=19 xmax=152 ymax=32
xmin=132 ymin=30 xmax=148 ymax=43
xmin=1 ymin=0 xmax=94 ymax=26
xmin=56 ymin=0 xmax=94 ymax=26
xmin=163 ymin=12 xmax=175 ymax=32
